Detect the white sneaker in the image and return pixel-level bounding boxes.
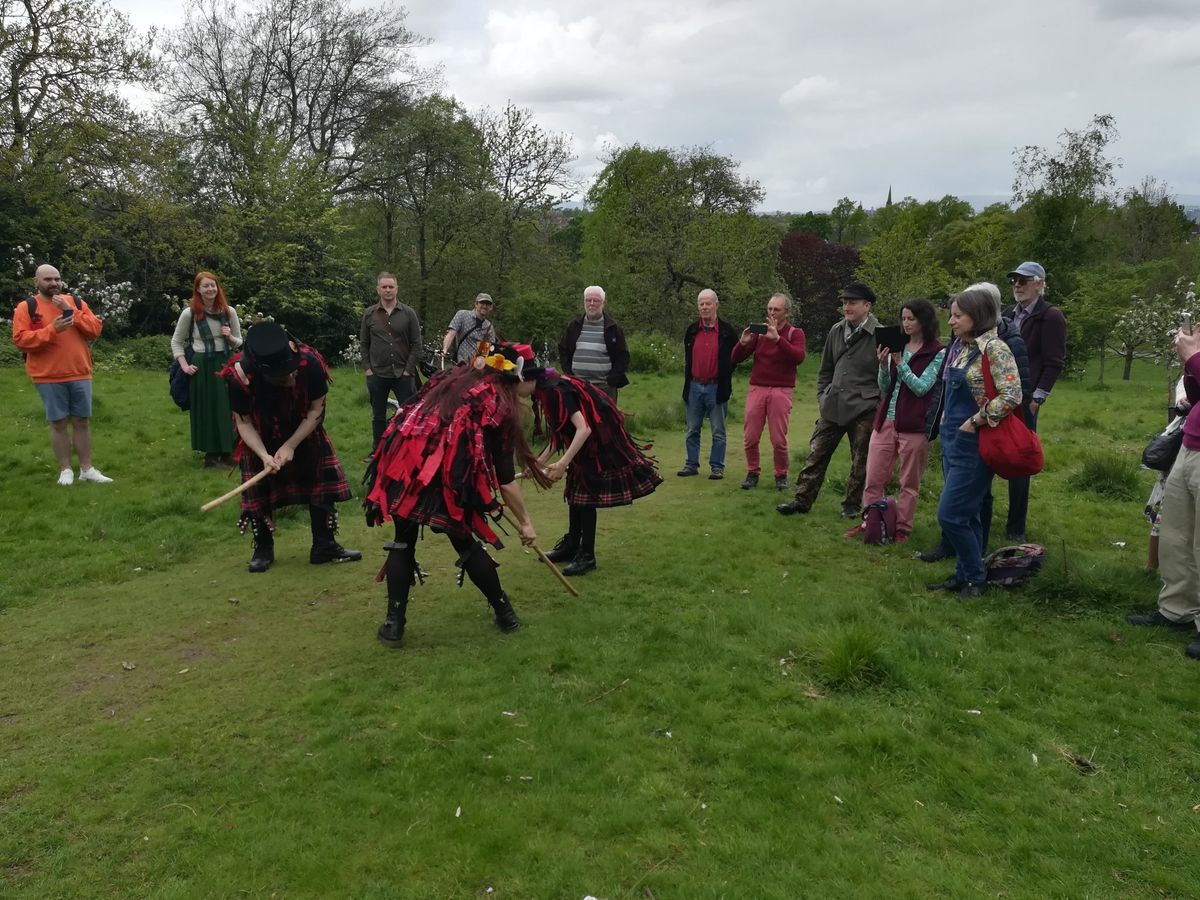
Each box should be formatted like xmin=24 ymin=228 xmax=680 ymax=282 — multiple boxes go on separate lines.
xmin=57 ymin=468 xmax=74 ymax=486
xmin=79 ymin=467 xmax=113 ymax=484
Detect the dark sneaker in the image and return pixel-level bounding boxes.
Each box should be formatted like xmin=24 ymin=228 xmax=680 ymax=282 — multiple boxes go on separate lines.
xmin=377 ymin=620 xmax=404 ymax=648
xmin=563 ymin=552 xmax=597 ymax=576
xmin=776 ymin=501 xmax=809 ymax=516
xmin=913 ymin=546 xmax=950 ymax=563
xmin=840 ymin=504 xmax=860 ymax=519
xmin=310 ymin=543 xmax=363 ymax=565
xmin=958 ymin=582 xmax=989 ymax=601
xmin=926 ymin=577 xmax=964 ymax=592
xmin=708 ymin=468 xmax=725 ymax=480
xmin=676 ymin=466 xmax=698 ymax=477
xmin=740 ymin=473 xmax=759 ymax=490
xmin=1124 ymin=610 xmax=1195 ymax=632
xmin=774 ymin=475 xmax=789 ymax=491
xmin=1186 ymin=633 xmax=1200 ymax=660
xmin=544 ymin=533 xmax=579 ymax=564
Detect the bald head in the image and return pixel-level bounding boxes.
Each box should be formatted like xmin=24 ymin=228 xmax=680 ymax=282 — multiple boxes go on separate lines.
xmin=34 ymin=265 xmax=62 ymax=299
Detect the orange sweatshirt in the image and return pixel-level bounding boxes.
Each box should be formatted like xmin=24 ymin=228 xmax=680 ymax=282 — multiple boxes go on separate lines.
xmin=11 ymin=294 xmax=103 ymax=383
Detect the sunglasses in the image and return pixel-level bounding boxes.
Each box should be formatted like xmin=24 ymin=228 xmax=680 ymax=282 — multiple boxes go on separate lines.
xmin=1009 ymin=277 xmax=1032 ymax=286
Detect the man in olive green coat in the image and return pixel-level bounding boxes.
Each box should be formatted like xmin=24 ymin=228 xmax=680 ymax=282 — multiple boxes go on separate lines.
xmin=778 ymin=282 xmax=881 ymax=518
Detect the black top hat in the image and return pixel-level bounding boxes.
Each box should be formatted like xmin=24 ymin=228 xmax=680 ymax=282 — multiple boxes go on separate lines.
xmin=244 ymin=322 xmax=299 ymax=376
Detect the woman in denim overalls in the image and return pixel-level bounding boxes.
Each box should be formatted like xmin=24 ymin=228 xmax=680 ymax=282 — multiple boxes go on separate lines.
xmin=931 ymin=288 xmax=1023 ymax=599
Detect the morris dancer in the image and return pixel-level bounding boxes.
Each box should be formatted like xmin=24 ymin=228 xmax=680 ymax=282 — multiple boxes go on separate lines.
xmin=535 ymin=368 xmax=662 ymax=575
xmin=364 ymin=344 xmax=551 ymax=648
xmin=222 ymin=322 xmax=361 ymax=573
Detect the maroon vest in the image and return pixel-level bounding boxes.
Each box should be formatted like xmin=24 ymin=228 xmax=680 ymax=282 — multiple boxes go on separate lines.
xmin=872 ymin=341 xmax=945 ymax=434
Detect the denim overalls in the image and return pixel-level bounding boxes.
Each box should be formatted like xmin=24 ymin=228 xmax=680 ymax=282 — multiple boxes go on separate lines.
xmin=935 ymin=350 xmax=995 ymax=585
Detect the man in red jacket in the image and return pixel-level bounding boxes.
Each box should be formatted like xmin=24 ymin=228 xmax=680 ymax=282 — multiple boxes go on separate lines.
xmin=731 ymin=292 xmax=807 ymax=490
xmin=11 ymin=264 xmax=113 ymax=486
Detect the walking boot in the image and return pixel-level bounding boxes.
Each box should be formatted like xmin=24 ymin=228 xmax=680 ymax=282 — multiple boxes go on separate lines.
xmin=490 ymin=592 xmax=521 ymax=633
xmin=248 ymin=521 xmax=274 ymax=574
xmin=544 ymin=533 xmax=579 ymax=564
xmin=739 ymin=473 xmax=759 ymax=490
xmin=562 ymin=552 xmax=597 ymax=576
xmin=377 ymin=597 xmax=407 ymax=648
xmin=310 ymin=542 xmax=363 ymax=564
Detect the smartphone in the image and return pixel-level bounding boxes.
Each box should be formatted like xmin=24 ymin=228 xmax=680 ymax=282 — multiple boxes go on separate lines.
xmin=1182 ymin=313 xmax=1193 ymax=335
xmin=61 ymin=306 xmax=73 ymax=319
xmin=747 ymin=323 xmax=768 ymax=335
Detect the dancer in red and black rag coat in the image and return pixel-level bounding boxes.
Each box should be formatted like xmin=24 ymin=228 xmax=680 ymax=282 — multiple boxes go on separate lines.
xmin=221 ymin=322 xmax=361 ymax=573
xmin=364 ymin=343 xmax=552 ymax=648
xmin=534 ymin=370 xmax=662 ymax=576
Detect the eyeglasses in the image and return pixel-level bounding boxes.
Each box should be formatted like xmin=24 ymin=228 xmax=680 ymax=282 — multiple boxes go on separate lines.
xmin=1009 ymin=277 xmax=1031 ymax=286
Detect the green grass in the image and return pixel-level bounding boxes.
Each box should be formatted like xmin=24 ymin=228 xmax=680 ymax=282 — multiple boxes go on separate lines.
xmin=1 ymin=357 xmax=1197 ymax=898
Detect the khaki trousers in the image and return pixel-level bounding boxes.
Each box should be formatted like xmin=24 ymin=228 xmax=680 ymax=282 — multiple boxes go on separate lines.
xmin=1156 ymin=446 xmax=1200 ymax=629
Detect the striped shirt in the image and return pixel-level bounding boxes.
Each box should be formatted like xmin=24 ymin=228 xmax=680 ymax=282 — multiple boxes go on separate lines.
xmin=571 ymin=317 xmax=611 ymax=383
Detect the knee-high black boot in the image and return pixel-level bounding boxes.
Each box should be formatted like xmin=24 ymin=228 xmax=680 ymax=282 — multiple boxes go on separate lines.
xmin=563 ymin=506 xmax=597 ymax=576
xmin=246 ymin=516 xmax=275 ymax=573
xmin=450 ymin=535 xmax=519 ymax=632
xmin=309 ymin=504 xmax=363 ymax=565
xmin=379 ymin=520 xmax=418 ymax=648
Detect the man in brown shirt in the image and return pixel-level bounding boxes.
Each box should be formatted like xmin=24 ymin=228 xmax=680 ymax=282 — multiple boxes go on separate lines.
xmin=360 ymin=272 xmax=422 ymax=448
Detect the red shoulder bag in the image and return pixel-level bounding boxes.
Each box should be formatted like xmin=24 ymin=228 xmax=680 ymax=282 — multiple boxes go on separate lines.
xmin=978 ymin=347 xmax=1044 ymax=480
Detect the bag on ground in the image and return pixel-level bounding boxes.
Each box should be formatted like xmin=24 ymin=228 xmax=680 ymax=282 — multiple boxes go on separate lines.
xmin=984 ymin=543 xmax=1046 ymax=586
xmin=862 ymin=498 xmax=898 ymax=545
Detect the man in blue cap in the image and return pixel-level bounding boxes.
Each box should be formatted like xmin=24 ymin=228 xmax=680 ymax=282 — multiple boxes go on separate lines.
xmin=1002 ymin=261 xmax=1066 ymax=542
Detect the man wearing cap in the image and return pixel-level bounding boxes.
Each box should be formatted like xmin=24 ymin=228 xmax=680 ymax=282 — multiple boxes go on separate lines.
xmin=224 ymin=323 xmax=361 ymax=573
xmin=779 ymin=282 xmax=880 ymax=518
xmin=443 ymin=292 xmax=499 ymax=366
xmin=678 ymin=289 xmax=739 ymax=479
xmin=361 ymin=272 xmax=422 ymax=449
xmin=558 ymin=285 xmax=630 ymax=402
xmin=1003 ymin=261 xmax=1066 ymax=542
xmin=11 ymin=263 xmax=113 ymax=485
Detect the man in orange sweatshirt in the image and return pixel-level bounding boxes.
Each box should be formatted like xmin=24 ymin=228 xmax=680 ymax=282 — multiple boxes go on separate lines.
xmin=11 ymin=264 xmax=113 ymax=485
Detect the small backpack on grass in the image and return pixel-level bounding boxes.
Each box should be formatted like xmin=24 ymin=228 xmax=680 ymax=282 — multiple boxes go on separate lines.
xmin=862 ymin=498 xmax=898 ymax=545
xmin=984 ymin=543 xmax=1046 ymax=586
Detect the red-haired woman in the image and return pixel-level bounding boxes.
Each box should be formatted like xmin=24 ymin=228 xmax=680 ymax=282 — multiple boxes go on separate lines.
xmin=171 ymin=272 xmax=242 ymax=467
xmin=365 ymin=344 xmax=552 ymax=648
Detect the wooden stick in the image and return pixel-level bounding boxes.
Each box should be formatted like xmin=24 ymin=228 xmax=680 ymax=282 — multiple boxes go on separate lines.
xmin=499 ymin=508 xmax=579 ymax=597
xmin=200 ymin=466 xmax=272 ymax=512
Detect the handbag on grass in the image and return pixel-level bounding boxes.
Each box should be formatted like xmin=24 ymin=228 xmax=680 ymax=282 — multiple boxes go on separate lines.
xmin=978 ymin=347 xmax=1044 ymax=480
xmin=1141 ymin=415 xmax=1186 ymax=472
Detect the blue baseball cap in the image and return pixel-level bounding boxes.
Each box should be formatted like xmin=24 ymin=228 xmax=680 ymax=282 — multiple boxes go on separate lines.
xmin=1007 ymin=261 xmax=1046 ymax=280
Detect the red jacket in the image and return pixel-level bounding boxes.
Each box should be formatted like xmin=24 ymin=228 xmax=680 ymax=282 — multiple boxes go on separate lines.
xmin=730 ymin=323 xmax=807 ymax=388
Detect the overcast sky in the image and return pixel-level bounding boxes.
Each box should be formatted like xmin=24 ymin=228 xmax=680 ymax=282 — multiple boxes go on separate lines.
xmin=117 ymin=0 xmax=1200 ymax=211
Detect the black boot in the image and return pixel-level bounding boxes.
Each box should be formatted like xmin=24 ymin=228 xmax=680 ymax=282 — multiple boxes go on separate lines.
xmin=562 ymin=551 xmax=597 ymax=576
xmin=377 ymin=596 xmax=407 ymax=648
xmin=544 ymin=533 xmax=579 ymax=564
xmin=490 ymin=592 xmax=520 ymax=633
xmin=247 ymin=519 xmax=274 ymax=573
xmin=309 ymin=505 xmax=362 ymax=565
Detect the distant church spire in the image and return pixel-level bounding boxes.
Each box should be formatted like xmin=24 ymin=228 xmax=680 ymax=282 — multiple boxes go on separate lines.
xmin=886 ymin=185 xmax=893 ymax=207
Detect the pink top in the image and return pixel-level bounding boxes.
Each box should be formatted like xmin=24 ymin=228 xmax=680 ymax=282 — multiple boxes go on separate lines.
xmin=731 ymin=323 xmax=807 ymax=388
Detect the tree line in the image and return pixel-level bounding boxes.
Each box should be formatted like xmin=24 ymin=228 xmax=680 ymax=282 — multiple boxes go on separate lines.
xmin=2 ymin=0 xmax=1196 ymax=373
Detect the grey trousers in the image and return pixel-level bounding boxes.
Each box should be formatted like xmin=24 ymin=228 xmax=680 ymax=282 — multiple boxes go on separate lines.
xmin=1156 ymin=446 xmax=1200 ymax=630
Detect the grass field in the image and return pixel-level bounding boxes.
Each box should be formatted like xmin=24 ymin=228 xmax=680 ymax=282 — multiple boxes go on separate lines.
xmin=1 ymin=357 xmax=1198 ymax=899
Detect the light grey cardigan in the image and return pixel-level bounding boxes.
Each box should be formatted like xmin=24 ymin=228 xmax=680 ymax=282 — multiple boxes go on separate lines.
xmin=171 ymin=306 xmax=243 ymax=361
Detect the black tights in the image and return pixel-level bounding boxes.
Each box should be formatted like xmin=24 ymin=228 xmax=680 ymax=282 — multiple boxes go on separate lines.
xmin=385 ymin=520 xmax=503 ymax=617
xmin=568 ymin=505 xmax=597 ymax=555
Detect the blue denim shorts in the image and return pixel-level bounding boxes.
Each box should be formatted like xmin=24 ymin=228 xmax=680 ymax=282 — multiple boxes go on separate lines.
xmin=35 ymin=380 xmax=93 ymax=421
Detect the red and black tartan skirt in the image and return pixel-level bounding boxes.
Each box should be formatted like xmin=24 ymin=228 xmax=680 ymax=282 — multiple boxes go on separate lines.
xmin=238 ymin=428 xmax=352 ymax=520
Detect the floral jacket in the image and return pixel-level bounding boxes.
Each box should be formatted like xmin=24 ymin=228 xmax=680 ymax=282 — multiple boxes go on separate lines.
xmin=947 ymin=329 xmax=1022 ymax=425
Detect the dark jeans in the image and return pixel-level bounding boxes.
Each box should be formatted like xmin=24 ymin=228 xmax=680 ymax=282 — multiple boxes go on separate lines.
xmin=367 ymin=374 xmax=417 ymax=449
xmin=1005 ymin=405 xmax=1039 ymax=537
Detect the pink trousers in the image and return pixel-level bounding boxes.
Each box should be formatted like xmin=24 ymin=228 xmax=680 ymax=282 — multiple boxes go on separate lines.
xmin=863 ymin=419 xmax=931 ymax=535
xmin=743 ymin=385 xmax=793 ymax=476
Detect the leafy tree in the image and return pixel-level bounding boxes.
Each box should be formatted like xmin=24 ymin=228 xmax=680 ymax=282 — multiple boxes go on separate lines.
xmin=1110 ymin=177 xmax=1193 ymax=264
xmin=829 ymin=197 xmax=868 ymax=244
xmin=777 ymin=232 xmax=861 ymax=338
xmin=475 ymin=101 xmax=577 ymax=302
xmin=786 ymin=211 xmax=831 ymax=240
xmin=854 ymin=218 xmax=950 ymax=320
xmin=581 ymin=144 xmax=774 ymax=331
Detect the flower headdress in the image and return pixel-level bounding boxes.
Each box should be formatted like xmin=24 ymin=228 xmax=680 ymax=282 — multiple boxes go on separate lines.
xmin=472 ymin=342 xmax=542 ymax=381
